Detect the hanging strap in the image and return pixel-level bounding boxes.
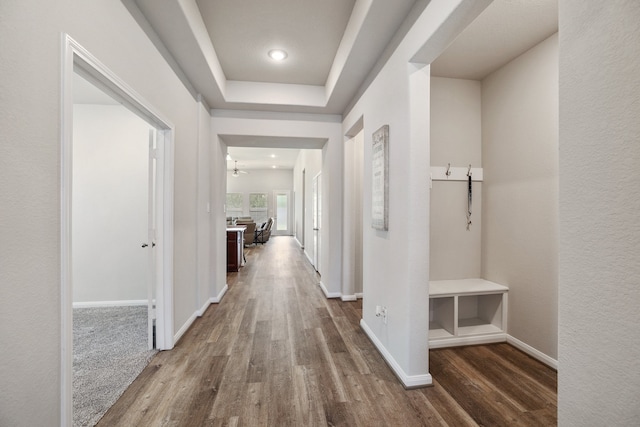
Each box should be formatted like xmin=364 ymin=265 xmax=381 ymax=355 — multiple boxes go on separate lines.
xmin=466 ymin=173 xmax=472 ymax=230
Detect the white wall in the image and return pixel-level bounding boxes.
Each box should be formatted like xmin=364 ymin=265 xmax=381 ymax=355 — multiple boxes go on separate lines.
xmin=72 ymin=104 xmax=150 ymax=304
xmin=482 ymin=34 xmax=558 ymax=361
xmin=293 ymin=149 xmax=323 ymax=261
xmin=559 ymin=2 xmax=640 ymax=425
xmin=210 ymin=132 xmax=228 ymax=303
xmin=0 ymin=0 xmax=212 ymax=424
xmin=212 ymin=111 xmax=342 ymax=291
xmin=197 ymin=99 xmax=211 ymax=314
xmin=227 ymin=168 xmax=294 ymax=220
xmin=342 ymin=129 xmax=364 ymax=299
xmin=342 ymin=0 xmax=489 ymax=385
xmin=430 ymin=77 xmax=482 ymax=280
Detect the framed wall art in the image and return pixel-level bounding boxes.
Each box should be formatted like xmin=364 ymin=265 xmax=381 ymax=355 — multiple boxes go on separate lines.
xmin=371 ymin=124 xmax=389 ymax=231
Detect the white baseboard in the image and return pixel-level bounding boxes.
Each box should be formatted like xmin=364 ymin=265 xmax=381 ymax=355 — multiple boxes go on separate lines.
xmin=507 ymin=335 xmax=558 ymax=370
xmin=355 ymin=293 xmax=363 ymax=299
xmin=72 ymin=299 xmax=147 ymax=308
xmin=341 ymin=294 xmax=357 ymax=302
xmin=304 ymin=250 xmax=314 ymax=266
xmin=174 ymin=311 xmax=198 ymax=345
xmin=196 ymin=284 xmax=230 ymax=317
xmin=429 ymin=334 xmax=507 ymax=349
xmin=319 ymin=281 xmax=341 ymax=299
xmin=294 ymin=236 xmax=304 ymax=248
xmin=196 ymin=299 xmax=210 ymax=317
xmin=177 ymin=284 xmax=230 ymax=343
xmin=211 ymin=284 xmax=229 ymax=303
xmin=360 ymin=319 xmax=433 ymax=389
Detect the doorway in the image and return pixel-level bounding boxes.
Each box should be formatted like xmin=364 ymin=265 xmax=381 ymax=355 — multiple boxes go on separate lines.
xmin=273 ymin=190 xmax=292 ymax=235
xmin=313 ymin=173 xmax=322 ymax=273
xmin=301 ymin=169 xmax=306 ymax=248
xmin=61 ymin=34 xmax=175 ymax=426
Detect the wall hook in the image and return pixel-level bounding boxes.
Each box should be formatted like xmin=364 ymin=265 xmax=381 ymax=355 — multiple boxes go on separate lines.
xmin=467 ymin=164 xmax=472 ymax=177
xmin=445 ymin=163 xmax=451 ymax=177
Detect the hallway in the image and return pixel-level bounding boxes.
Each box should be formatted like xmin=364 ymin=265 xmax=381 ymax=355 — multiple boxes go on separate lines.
xmin=98 ymin=236 xmax=556 ymax=426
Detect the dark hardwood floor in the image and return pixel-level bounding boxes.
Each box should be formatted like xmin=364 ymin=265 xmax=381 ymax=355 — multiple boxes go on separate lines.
xmin=97 ymin=236 xmax=557 ymax=426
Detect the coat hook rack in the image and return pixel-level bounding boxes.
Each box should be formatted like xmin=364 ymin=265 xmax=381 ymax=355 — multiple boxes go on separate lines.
xmin=430 ymin=165 xmax=483 ymax=182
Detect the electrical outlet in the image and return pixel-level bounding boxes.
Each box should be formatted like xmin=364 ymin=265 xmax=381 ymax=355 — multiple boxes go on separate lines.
xmin=376 ymin=305 xmax=388 ymax=324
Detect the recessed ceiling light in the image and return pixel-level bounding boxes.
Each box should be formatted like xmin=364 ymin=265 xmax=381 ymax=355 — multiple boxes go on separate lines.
xmin=270 ymin=154 xmax=276 ymax=158
xmin=272 ymin=165 xmax=277 ymax=169
xmin=268 ymin=49 xmax=288 ymax=61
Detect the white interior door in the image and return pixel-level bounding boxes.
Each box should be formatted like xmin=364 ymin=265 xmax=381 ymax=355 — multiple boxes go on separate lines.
xmin=313 ymin=173 xmax=322 ymax=272
xmin=273 ymin=190 xmax=291 ymax=236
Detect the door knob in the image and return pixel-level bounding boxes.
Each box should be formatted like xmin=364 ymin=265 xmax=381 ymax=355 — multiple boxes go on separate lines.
xmin=141 ymin=243 xmax=148 ymax=248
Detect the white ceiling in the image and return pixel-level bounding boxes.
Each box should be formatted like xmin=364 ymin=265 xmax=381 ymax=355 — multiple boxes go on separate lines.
xmin=123 ymin=0 xmax=558 ymax=169
xmin=197 ymin=0 xmax=356 ymax=86
xmin=128 ymin=0 xmax=422 ymax=114
xmin=226 ymin=147 xmax=305 ymax=171
xmin=431 ymin=0 xmax=558 ymax=80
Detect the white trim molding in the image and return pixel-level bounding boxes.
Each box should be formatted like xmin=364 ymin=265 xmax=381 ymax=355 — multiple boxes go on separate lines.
xmin=211 ymin=284 xmax=229 ymax=304
xmin=196 ymin=299 xmax=210 ymax=318
xmin=429 ymin=334 xmax=507 ymax=349
xmin=174 ymin=312 xmax=198 ymax=345
xmin=507 ymin=335 xmax=558 ymax=370
xmin=341 ymin=294 xmax=358 ymax=302
xmin=60 ymin=33 xmax=176 ymax=426
xmin=360 ymin=319 xmax=433 ymax=389
xmin=319 ymin=281 xmax=341 ymax=299
xmin=73 ymin=300 xmax=148 ymax=308
xmin=355 ymin=293 xmax=363 ymax=299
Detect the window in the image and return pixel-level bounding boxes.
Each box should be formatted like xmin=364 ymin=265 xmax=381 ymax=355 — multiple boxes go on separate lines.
xmin=226 ymin=193 xmax=243 ymax=218
xmin=249 ymin=193 xmax=268 ymax=224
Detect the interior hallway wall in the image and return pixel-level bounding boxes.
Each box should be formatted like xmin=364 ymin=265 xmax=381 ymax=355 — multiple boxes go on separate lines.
xmin=342 ymin=0 xmax=491 ymax=384
xmin=72 ymin=104 xmax=151 ymax=304
xmin=227 ymin=169 xmax=294 ymax=220
xmin=482 ymin=33 xmax=559 ymax=361
xmin=294 ymin=149 xmax=323 ymax=262
xmin=342 ymin=129 xmax=364 ymax=298
xmin=0 ymin=0 xmax=210 ymax=424
xmin=429 ymin=77 xmax=482 ymax=280
xmin=197 ymin=99 xmax=211 ymax=314
xmin=212 ymin=111 xmax=342 ymax=293
xmin=559 ymin=2 xmax=640 ymax=424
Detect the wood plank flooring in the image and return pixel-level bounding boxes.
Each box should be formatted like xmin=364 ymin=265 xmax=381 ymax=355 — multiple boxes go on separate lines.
xmin=97 ymin=236 xmax=557 ymax=426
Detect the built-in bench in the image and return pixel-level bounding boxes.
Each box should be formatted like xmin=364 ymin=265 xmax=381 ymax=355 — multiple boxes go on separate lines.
xmin=429 ymin=278 xmax=508 ymax=349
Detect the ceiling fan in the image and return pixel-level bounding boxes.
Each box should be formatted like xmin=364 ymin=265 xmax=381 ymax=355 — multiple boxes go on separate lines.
xmin=231 ymin=160 xmax=249 ymax=178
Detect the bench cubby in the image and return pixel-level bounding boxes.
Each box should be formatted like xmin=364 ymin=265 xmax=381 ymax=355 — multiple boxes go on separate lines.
xmin=429 ymin=278 xmax=508 ymax=349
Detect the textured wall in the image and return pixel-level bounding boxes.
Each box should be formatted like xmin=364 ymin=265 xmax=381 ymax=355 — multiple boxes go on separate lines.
xmin=294 ymin=149 xmax=323 ymax=261
xmin=559 ymin=1 xmax=640 ymax=425
xmin=481 ymin=34 xmax=559 ymax=360
xmin=0 ymin=0 xmax=206 ymax=424
xmin=342 ymin=0 xmax=489 ymax=380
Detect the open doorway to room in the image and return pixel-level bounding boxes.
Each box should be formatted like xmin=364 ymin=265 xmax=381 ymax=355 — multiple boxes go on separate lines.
xmin=223 ymin=143 xmax=324 ymax=276
xmin=70 ymin=72 xmax=157 ymax=426
xmin=343 ymin=123 xmax=364 ymax=300
xmin=61 ymin=35 xmax=175 ymax=427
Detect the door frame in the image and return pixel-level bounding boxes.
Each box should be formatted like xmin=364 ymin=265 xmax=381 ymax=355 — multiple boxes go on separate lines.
xmin=60 ymin=34 xmax=175 ymax=426
xmin=312 ymin=172 xmax=322 ymax=272
xmin=272 ymin=190 xmax=292 ymax=236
